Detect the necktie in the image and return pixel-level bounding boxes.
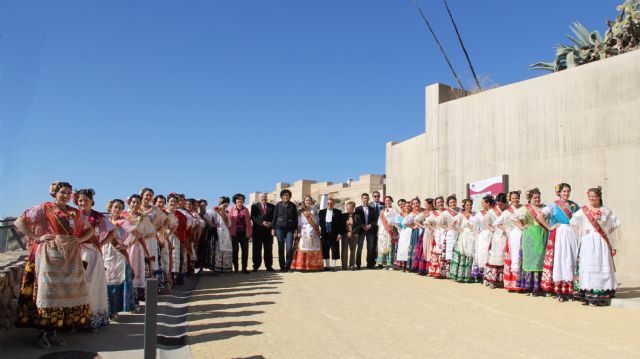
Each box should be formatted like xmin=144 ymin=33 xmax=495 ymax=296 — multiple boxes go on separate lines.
xmin=262 ymin=204 xmax=266 ymax=216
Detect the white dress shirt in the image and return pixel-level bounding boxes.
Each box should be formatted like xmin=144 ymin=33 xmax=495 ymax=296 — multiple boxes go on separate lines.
xmin=326 ymin=208 xmax=333 ymax=223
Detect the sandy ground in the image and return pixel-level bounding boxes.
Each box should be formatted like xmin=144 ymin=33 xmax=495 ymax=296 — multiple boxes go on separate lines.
xmin=3 ymin=247 xmax=639 ymax=359
xmin=187 ymin=261 xmax=640 ymax=359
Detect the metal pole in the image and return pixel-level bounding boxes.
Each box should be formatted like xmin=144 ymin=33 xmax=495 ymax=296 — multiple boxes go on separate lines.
xmin=144 ymin=278 xmax=158 ymax=359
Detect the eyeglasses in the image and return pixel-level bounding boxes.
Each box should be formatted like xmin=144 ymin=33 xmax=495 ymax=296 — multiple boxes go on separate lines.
xmin=373 ymin=195 xmax=380 ymax=197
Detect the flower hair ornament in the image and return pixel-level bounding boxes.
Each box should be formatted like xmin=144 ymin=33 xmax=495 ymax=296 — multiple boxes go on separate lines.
xmin=49 ymin=181 xmax=60 ymax=197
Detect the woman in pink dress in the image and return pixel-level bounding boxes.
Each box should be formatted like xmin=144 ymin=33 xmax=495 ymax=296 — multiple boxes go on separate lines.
xmin=14 ymin=181 xmax=93 ymax=348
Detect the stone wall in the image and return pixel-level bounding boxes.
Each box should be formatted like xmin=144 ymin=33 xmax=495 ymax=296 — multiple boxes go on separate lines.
xmin=386 ymin=49 xmax=640 ymax=286
xmin=0 ymin=251 xmax=26 ymax=332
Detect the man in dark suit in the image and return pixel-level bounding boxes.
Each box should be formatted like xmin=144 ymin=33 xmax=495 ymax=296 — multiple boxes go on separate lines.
xmin=250 ymin=193 xmax=275 ymax=272
xmin=370 ymin=191 xmax=383 ymax=268
xmin=355 ymin=193 xmax=377 ymax=269
xmin=318 ymin=197 xmax=344 ymax=271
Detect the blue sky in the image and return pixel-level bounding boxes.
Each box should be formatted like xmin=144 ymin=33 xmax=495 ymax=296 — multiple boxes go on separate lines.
xmin=0 ymin=0 xmax=619 ymax=216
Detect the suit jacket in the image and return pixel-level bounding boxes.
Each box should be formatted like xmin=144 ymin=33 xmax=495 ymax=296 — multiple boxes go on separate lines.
xmin=318 ymin=208 xmax=344 ymax=237
xmin=251 ymin=202 xmax=275 ymax=231
xmin=370 ymin=201 xmax=383 ymax=228
xmin=342 ymin=212 xmax=362 ymax=238
xmin=355 ymin=205 xmax=376 ymax=234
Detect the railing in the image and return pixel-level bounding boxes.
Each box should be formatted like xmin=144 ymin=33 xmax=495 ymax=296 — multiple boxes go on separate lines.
xmin=0 ymin=218 xmax=26 ymax=253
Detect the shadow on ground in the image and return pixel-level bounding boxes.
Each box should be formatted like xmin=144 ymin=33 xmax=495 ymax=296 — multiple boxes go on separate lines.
xmin=616 ymin=286 xmax=640 ymax=299
xmin=1 ymin=275 xmax=200 ymax=359
xmin=186 ymin=271 xmax=283 ymax=345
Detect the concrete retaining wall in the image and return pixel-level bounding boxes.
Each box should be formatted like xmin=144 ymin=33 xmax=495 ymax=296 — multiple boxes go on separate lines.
xmin=386 ymin=50 xmax=640 ymax=286
xmin=0 ymin=252 xmax=26 ymax=331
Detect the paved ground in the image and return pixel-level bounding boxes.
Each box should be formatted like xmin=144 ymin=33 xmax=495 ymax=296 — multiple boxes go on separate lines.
xmin=187 ymin=268 xmax=640 ymax=359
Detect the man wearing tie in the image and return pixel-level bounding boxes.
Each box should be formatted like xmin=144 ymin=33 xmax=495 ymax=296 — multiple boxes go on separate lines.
xmin=250 ymin=193 xmax=275 ymax=272
xmin=370 ymin=191 xmax=383 ymax=268
xmin=318 ymin=197 xmax=344 ymax=271
xmin=355 ymin=193 xmax=376 ymax=269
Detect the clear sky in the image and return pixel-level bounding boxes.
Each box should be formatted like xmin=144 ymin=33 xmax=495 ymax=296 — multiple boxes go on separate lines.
xmin=0 ymin=0 xmax=619 ymax=217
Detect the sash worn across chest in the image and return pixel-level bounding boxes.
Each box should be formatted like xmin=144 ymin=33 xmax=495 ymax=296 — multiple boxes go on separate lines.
xmin=45 ymin=203 xmax=76 ymax=236
xmin=380 ymin=210 xmax=397 ymax=240
xmin=582 ymin=206 xmax=614 ymax=257
xmin=525 ymin=204 xmax=540 ymax=225
xmin=555 ymin=200 xmax=574 ymax=221
xmin=302 ymin=210 xmax=321 ymax=236
xmin=446 ymin=208 xmax=457 ymax=217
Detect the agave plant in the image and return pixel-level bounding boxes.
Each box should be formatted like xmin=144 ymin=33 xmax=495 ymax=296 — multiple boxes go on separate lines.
xmin=605 ymin=0 xmax=640 ymax=54
xmin=531 ymin=0 xmax=640 ymax=72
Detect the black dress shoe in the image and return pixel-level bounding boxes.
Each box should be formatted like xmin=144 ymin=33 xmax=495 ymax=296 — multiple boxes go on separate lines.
xmin=266 ymin=268 xmax=276 ymax=272
xmin=242 ymin=270 xmax=250 ymax=274
xmin=252 ymin=268 xmax=259 ymax=272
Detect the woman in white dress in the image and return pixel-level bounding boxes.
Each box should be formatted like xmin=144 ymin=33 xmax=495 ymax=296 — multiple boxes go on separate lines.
xmin=291 ymin=196 xmax=324 ymax=271
xmin=376 ymin=196 xmax=399 ymax=269
xmin=394 ymin=202 xmax=414 ymax=272
xmin=166 ymin=194 xmax=184 ymax=283
xmin=140 ymin=188 xmax=166 ymax=290
xmin=211 ymin=197 xmax=233 ymax=273
xmin=154 ymin=195 xmax=173 ymax=292
xmin=483 ymin=193 xmax=509 ymax=288
xmin=470 ymin=195 xmax=495 ymax=283
xmin=104 ymin=199 xmax=138 ymax=319
xmin=571 ymin=187 xmax=621 ymax=306
xmin=537 ymin=183 xmax=580 ymax=302
xmin=421 ymin=198 xmax=435 ymax=269
xmin=450 ymin=199 xmax=476 ymax=283
xmin=427 ymin=196 xmax=458 ymax=278
xmin=75 ymin=189 xmax=114 ymax=330
xmin=125 ymin=194 xmax=157 ymax=301
xmin=502 ymin=191 xmax=525 ymax=292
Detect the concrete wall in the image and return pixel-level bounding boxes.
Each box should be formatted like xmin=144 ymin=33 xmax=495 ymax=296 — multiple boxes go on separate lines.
xmin=386 ymin=50 xmax=640 ymax=286
xmin=0 ymin=251 xmax=26 ymax=331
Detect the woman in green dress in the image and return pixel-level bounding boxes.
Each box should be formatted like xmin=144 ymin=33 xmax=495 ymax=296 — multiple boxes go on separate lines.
xmin=512 ymin=188 xmax=551 ymax=296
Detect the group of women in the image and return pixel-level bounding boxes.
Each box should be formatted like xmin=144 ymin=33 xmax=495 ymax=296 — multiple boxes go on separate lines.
xmin=13 ymin=182 xmax=221 ymax=349
xmin=12 ymin=180 xmax=621 ymax=349
xmin=376 ymin=183 xmax=621 ymax=308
